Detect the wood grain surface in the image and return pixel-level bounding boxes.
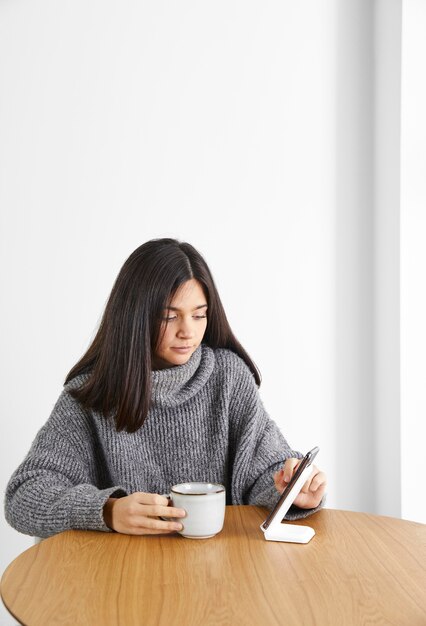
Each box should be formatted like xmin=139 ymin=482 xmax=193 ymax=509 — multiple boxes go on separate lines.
xmin=1 ymin=506 xmax=425 ymax=625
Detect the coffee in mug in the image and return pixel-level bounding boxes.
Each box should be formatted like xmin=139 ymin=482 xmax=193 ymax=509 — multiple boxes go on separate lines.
xmin=169 ymin=482 xmax=226 ymax=539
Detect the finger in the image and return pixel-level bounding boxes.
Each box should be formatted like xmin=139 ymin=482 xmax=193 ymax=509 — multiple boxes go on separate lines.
xmin=273 ymin=470 xmax=286 ymax=493
xmin=293 ymin=484 xmax=324 ymax=509
xmin=300 ymin=465 xmax=323 ymax=493
xmin=129 ymin=516 xmax=184 ymax=532
xmin=274 ymin=468 xmax=284 ymax=482
xmin=301 ymin=466 xmax=325 ymax=492
xmin=133 ymin=492 xmax=170 ymax=507
xmin=123 ymin=527 xmax=178 ymax=536
xmin=301 ymin=483 xmax=326 ymax=508
xmin=144 ymin=505 xmax=186 ymax=518
xmin=300 ymin=468 xmax=316 ymax=493
xmin=282 ymin=458 xmax=300 ymax=482
xmin=142 ymin=528 xmax=179 ymax=535
xmin=143 ymin=517 xmax=184 ymax=532
xmin=312 ymin=483 xmax=326 ymax=501
xmin=309 ymin=471 xmax=327 ymax=492
xmin=130 ymin=492 xmax=186 ymax=517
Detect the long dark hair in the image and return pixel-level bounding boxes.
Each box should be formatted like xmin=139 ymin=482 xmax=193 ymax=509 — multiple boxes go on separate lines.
xmin=65 ymin=238 xmax=261 ymax=433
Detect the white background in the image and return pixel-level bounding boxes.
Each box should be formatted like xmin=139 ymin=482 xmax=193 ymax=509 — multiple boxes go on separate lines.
xmin=0 ymin=1 xmax=425 ymax=624
xmin=400 ymin=0 xmax=426 ymax=526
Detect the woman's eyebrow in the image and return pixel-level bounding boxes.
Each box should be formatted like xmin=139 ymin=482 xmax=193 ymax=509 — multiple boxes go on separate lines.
xmin=165 ymin=304 xmax=208 ymax=311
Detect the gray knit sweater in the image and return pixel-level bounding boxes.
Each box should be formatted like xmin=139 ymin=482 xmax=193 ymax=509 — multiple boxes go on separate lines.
xmin=5 ymin=346 xmax=320 ymax=538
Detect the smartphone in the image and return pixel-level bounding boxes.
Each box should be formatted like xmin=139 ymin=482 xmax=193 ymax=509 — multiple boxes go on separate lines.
xmin=260 ymin=446 xmax=319 ymax=531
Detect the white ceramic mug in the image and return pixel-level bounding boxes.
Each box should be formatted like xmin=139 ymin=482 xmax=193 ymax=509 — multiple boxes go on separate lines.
xmin=168 ymin=482 xmax=226 ymax=539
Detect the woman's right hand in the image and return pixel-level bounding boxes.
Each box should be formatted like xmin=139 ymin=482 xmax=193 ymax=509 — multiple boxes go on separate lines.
xmin=103 ymin=492 xmax=186 ymax=535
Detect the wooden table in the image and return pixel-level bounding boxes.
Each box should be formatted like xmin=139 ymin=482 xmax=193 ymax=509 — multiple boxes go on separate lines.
xmin=1 ymin=506 xmax=426 ymax=625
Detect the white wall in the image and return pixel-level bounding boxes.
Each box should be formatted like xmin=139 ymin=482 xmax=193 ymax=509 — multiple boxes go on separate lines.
xmin=0 ymin=5 xmax=337 ymax=618
xmin=373 ymin=0 xmax=402 ymax=519
xmin=0 ymin=1 xmax=423 ymax=623
xmin=401 ymin=0 xmax=426 ymax=524
xmin=334 ymin=0 xmax=375 ymax=513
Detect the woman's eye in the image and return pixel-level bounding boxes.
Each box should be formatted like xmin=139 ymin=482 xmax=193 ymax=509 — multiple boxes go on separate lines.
xmin=162 ymin=313 xmax=207 ymax=321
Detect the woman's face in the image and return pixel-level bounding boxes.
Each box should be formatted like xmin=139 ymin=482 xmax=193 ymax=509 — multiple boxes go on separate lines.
xmin=153 ymin=278 xmax=208 ymax=370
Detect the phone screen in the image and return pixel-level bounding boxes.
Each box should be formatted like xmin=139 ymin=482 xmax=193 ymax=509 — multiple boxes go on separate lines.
xmin=261 ymin=446 xmax=319 ymax=531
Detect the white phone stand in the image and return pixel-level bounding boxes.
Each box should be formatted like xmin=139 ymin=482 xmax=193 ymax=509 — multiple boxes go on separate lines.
xmin=260 ymin=465 xmax=315 ymax=544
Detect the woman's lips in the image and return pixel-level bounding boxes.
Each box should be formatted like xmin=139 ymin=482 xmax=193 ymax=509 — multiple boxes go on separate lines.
xmin=171 ymin=346 xmax=193 ymax=353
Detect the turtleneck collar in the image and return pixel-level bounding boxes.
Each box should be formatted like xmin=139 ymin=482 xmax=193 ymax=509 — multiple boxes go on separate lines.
xmin=151 ymin=344 xmax=215 ymax=408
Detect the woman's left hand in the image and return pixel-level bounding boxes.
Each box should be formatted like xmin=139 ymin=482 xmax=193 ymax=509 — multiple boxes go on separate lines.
xmin=273 ymin=458 xmax=327 ymax=510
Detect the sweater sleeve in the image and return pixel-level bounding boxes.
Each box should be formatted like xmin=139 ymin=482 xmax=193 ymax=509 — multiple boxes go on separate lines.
xmin=227 ymin=357 xmax=323 ymax=520
xmin=4 ymin=389 xmax=127 ymax=538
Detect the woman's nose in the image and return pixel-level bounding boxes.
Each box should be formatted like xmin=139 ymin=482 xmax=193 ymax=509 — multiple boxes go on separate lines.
xmin=176 ymin=319 xmax=195 ymax=338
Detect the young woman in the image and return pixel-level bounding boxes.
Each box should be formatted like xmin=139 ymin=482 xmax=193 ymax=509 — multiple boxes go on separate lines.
xmin=5 ymin=238 xmax=326 ymax=538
